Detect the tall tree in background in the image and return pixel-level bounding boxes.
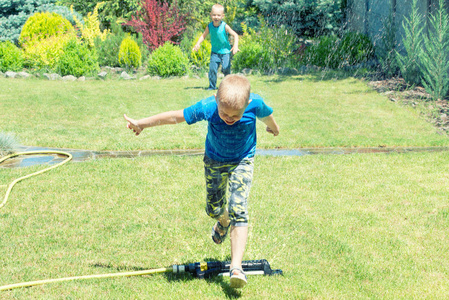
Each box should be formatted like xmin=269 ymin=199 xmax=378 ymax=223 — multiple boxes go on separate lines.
xmin=124 ymin=0 xmax=186 ymax=50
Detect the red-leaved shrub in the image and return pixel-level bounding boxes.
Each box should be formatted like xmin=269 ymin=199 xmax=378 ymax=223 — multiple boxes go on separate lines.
xmin=124 ymin=0 xmax=186 ymax=50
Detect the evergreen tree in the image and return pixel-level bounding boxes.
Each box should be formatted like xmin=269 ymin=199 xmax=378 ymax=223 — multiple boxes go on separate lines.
xmin=0 ymin=0 xmax=82 ymax=44
xmin=420 ymin=0 xmax=449 ymax=100
xmin=396 ymin=0 xmax=424 ymax=87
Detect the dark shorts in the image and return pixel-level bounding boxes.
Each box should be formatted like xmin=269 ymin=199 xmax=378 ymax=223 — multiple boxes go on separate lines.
xmin=203 ymin=155 xmax=254 ymax=226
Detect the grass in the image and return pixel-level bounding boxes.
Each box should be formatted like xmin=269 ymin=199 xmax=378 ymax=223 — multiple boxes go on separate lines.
xmin=1 ymin=74 xmax=449 ymax=298
xmin=1 ymin=74 xmax=448 ymax=151
xmin=0 ymin=153 xmax=448 ymax=298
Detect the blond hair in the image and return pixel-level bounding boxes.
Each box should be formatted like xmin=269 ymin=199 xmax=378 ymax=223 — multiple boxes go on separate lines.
xmin=217 ymin=74 xmax=251 ymax=109
xmin=211 ymin=4 xmax=225 ymax=14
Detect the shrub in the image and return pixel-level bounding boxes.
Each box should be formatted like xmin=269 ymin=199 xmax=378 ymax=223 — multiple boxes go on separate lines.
xmin=0 ymin=132 xmax=19 ymax=156
xmin=56 ymin=39 xmax=99 ymax=77
xmin=124 ymin=0 xmax=186 ymax=50
xmin=396 ymin=0 xmax=424 ymax=87
xmin=19 ymin=12 xmax=75 ymax=45
xmin=303 ymin=35 xmax=339 ymax=68
xmin=303 ymin=32 xmax=374 ymax=69
xmin=0 ymin=1 xmax=83 ymax=45
xmin=72 ymin=3 xmax=109 ymax=47
xmin=95 ymin=21 xmax=128 ymax=67
xmin=0 ymin=41 xmax=24 ymax=72
xmin=337 ymin=32 xmax=374 ymax=66
xmin=147 ymin=42 xmax=189 ymax=77
xmin=233 ymin=19 xmax=298 ymax=73
xmin=20 ymin=12 xmax=76 ymax=69
xmin=119 ymin=36 xmax=142 ymax=69
xmin=419 ymin=0 xmax=449 ymax=100
xmin=188 ymin=32 xmax=211 ymax=70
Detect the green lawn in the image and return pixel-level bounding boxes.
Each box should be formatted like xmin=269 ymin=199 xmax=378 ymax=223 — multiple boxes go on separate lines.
xmin=1 ymin=75 xmax=449 ymax=298
xmin=1 ymin=75 xmax=448 ymax=150
xmin=1 ymin=153 xmax=448 ymax=298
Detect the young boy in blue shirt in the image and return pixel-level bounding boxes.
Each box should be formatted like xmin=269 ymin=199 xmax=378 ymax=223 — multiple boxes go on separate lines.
xmin=193 ymin=4 xmax=239 ymax=90
xmin=124 ymin=74 xmax=279 ymax=288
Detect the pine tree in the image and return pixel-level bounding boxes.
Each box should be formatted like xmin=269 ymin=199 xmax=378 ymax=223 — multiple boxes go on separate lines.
xmin=396 ymin=0 xmax=424 ymax=87
xmin=420 ymin=0 xmax=449 ymax=100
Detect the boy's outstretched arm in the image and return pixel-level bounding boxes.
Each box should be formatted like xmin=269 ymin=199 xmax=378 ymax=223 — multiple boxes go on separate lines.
xmin=124 ymin=110 xmax=185 ymax=136
xmin=225 ymin=25 xmax=239 ymax=55
xmin=192 ymin=27 xmax=209 ymax=52
xmin=260 ymin=114 xmax=280 ymax=136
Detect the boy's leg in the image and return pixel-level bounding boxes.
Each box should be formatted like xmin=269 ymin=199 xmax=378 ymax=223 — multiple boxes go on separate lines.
xmin=221 ymin=53 xmax=231 ymax=76
xmin=208 ymin=53 xmax=220 ymax=90
xmin=204 ymin=155 xmax=231 ymax=225
xmin=227 ymin=158 xmax=254 ymax=280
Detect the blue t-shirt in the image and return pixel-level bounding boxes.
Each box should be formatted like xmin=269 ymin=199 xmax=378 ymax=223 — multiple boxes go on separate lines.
xmin=183 ymin=93 xmax=273 ymax=162
xmin=209 ymin=21 xmax=231 ymax=54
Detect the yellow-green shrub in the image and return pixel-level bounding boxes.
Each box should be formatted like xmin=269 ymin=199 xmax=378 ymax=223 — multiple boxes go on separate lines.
xmin=19 ymin=12 xmax=75 ymax=45
xmin=189 ymin=32 xmax=211 ymax=70
xmin=19 ymin=12 xmax=76 ymax=69
xmin=118 ymin=36 xmax=142 ymax=69
xmin=72 ymin=3 xmax=109 ymax=47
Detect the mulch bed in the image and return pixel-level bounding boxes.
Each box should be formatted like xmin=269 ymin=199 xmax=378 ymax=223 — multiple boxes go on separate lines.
xmin=367 ymin=77 xmax=449 ymax=135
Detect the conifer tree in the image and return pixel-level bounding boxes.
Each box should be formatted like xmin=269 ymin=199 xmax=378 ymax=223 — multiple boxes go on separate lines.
xmin=396 ymin=0 xmax=424 ymax=87
xmin=419 ymin=0 xmax=449 ymax=100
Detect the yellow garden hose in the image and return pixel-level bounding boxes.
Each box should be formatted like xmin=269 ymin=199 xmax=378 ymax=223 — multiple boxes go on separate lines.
xmin=0 ymin=150 xmax=73 ymax=209
xmin=0 ymin=268 xmax=172 ymax=291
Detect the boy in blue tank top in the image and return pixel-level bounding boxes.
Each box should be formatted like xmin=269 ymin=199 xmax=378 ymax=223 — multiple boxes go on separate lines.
xmin=123 ymin=75 xmax=280 ymax=289
xmin=193 ymin=4 xmax=239 ymax=90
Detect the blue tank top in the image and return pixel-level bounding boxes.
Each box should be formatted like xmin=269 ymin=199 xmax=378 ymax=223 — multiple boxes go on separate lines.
xmin=208 ymin=21 xmax=231 ymax=54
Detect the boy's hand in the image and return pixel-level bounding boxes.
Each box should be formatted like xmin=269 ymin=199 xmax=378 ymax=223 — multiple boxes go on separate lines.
xmin=231 ymin=46 xmax=240 ymax=55
xmin=260 ymin=114 xmax=280 ymax=136
xmin=124 ymin=114 xmax=143 ymax=136
xmin=192 ymin=44 xmax=200 ymax=52
xmin=266 ymin=126 xmax=279 ymax=136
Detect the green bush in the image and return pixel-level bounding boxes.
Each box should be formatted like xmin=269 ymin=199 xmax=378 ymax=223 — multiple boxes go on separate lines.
xmin=119 ymin=36 xmax=142 ymax=69
xmin=303 ymin=32 xmax=374 ymax=69
xmin=0 ymin=41 xmax=24 ymax=72
xmin=20 ymin=12 xmax=76 ymax=69
xmin=56 ymin=39 xmax=99 ymax=77
xmin=303 ymin=35 xmax=339 ymax=68
xmin=337 ymin=32 xmax=374 ymax=66
xmin=19 ymin=12 xmax=75 ymax=45
xmin=233 ymin=20 xmax=298 ymax=73
xmin=188 ymin=32 xmax=211 ymax=70
xmin=147 ymin=42 xmax=190 ymax=77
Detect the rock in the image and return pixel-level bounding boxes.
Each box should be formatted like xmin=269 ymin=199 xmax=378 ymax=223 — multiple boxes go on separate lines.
xmin=98 ymin=71 xmax=108 ymax=79
xmin=120 ymin=71 xmax=135 ymax=80
xmin=16 ymin=72 xmax=31 ymax=79
xmin=5 ymin=71 xmax=17 ymax=78
xmin=62 ymin=75 xmax=77 ymax=81
xmin=43 ymin=73 xmax=61 ymax=80
xmin=139 ymin=75 xmax=152 ymax=80
xmin=77 ymin=76 xmax=86 ymax=81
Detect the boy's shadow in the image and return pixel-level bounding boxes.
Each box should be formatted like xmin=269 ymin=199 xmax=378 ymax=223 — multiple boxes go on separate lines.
xmin=91 ymin=256 xmax=243 ymax=298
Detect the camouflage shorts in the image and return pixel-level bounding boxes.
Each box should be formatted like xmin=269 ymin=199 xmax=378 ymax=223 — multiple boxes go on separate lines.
xmin=203 ymin=155 xmax=254 ymax=226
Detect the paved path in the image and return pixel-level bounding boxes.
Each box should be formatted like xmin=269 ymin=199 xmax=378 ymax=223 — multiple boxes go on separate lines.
xmin=1 ymin=146 xmax=449 ymax=168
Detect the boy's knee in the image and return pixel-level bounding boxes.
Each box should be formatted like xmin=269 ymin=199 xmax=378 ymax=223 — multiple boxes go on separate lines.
xmin=205 ymin=205 xmax=224 ymax=219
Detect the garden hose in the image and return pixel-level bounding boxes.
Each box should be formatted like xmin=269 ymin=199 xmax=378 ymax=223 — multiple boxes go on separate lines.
xmin=0 ymin=151 xmax=73 ymax=209
xmin=0 ymin=259 xmax=281 ymax=291
xmin=0 ymin=268 xmax=172 ymax=291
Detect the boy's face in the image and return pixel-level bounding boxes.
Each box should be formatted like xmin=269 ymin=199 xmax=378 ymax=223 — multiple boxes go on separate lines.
xmin=216 ymin=97 xmax=251 ymax=126
xmin=210 ymin=8 xmax=224 ymax=25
